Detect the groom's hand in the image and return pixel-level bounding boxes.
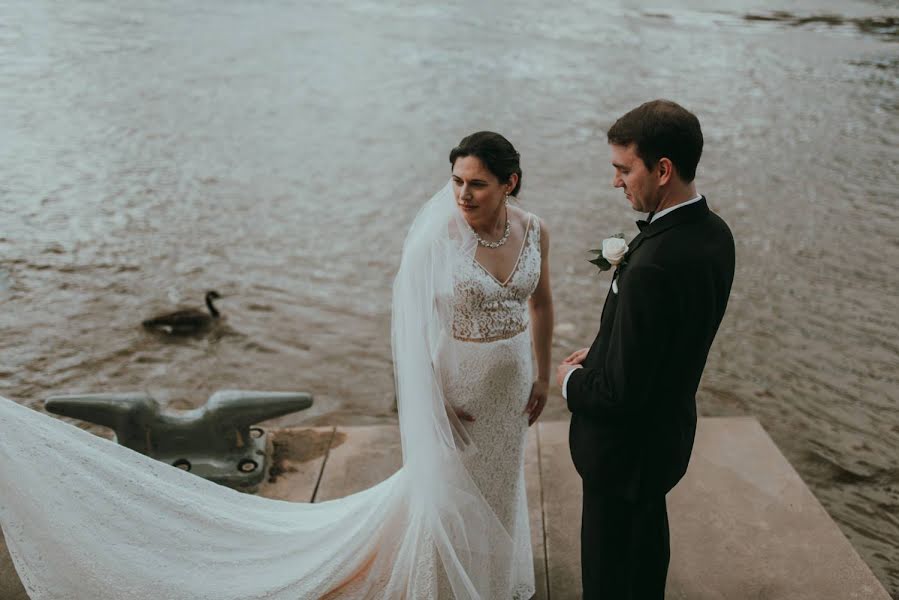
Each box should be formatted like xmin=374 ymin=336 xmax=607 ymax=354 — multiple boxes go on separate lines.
xmin=562 ymin=347 xmax=589 ymax=365
xmin=556 ymin=363 xmax=581 ymax=387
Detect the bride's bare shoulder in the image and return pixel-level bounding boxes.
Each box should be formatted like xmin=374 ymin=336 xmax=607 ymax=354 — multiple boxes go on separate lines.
xmin=508 ymin=204 xmax=549 ymax=255
xmin=507 ymin=203 xmax=536 ymax=228
xmin=509 ymin=204 xmax=546 ymax=234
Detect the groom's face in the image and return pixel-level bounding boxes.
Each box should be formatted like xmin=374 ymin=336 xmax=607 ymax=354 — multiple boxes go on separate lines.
xmin=610 ymin=143 xmax=659 ymax=213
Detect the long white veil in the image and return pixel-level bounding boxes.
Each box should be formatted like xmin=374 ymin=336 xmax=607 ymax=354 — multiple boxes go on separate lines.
xmin=387 ymin=180 xmax=517 ymax=596
xmin=0 ymin=182 xmax=517 ymax=599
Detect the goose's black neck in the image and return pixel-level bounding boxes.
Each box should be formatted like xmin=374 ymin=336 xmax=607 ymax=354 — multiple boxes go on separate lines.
xmin=205 ymin=294 xmax=220 ymax=318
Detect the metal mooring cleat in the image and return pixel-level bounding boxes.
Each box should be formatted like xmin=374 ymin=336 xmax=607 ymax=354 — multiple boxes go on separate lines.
xmin=44 ymin=390 xmax=313 ymax=492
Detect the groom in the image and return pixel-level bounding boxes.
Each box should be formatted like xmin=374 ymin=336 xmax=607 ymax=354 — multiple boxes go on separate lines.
xmin=557 ymin=100 xmax=735 ymax=599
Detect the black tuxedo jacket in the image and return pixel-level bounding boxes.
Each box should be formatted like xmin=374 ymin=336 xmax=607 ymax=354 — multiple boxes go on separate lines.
xmin=567 ymin=197 xmax=735 ymax=499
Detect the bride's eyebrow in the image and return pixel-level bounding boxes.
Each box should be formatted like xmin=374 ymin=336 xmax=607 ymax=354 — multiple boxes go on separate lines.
xmin=452 ymin=175 xmax=489 ymax=184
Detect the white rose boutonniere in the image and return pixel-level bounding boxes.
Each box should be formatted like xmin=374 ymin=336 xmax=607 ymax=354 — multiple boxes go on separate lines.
xmin=588 ymin=233 xmax=628 ymax=272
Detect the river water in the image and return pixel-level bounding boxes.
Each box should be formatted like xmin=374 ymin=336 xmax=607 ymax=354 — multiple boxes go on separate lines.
xmin=1 ymin=0 xmax=897 ymax=594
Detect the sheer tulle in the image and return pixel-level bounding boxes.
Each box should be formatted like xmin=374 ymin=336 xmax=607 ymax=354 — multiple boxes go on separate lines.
xmin=0 ymin=182 xmax=521 ymax=599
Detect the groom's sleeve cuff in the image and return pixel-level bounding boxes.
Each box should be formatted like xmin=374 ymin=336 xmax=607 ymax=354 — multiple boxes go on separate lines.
xmin=561 ymin=366 xmax=582 ymax=400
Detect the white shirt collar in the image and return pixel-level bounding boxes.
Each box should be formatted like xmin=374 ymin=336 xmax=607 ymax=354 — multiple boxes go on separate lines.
xmin=648 ymin=194 xmax=703 ymax=224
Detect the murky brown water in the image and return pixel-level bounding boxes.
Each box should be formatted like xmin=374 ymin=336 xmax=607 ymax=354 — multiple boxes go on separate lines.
xmin=1 ymin=0 xmax=897 ymax=594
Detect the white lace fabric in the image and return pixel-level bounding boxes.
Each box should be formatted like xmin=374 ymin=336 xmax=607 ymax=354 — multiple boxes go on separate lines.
xmin=0 ymin=183 xmax=539 ymax=599
xmin=435 ymin=212 xmax=541 ymax=599
xmin=452 ymin=216 xmax=541 ymax=343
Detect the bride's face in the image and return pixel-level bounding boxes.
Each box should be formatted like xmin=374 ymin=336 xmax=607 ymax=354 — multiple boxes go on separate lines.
xmin=451 ymin=156 xmax=512 ymax=225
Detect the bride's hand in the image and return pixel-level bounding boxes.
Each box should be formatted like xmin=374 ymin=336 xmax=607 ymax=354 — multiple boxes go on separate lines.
xmin=562 ymin=347 xmax=589 ymax=365
xmin=524 ymin=380 xmax=548 ymax=426
xmin=449 ymin=405 xmax=475 ymax=423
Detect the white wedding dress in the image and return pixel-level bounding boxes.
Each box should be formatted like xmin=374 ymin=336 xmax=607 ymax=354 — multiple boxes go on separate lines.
xmin=437 ymin=212 xmax=541 ymax=599
xmin=0 ymin=183 xmax=540 ymax=599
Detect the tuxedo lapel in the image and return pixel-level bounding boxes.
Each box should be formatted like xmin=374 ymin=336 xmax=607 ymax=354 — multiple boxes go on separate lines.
xmin=624 ymin=231 xmax=647 ymax=260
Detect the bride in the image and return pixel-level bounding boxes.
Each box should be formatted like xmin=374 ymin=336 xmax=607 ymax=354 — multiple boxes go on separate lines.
xmin=0 ymin=131 xmax=553 ymax=599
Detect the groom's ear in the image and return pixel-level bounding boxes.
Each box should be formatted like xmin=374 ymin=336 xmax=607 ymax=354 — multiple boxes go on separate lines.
xmin=657 ymin=157 xmax=675 ymax=186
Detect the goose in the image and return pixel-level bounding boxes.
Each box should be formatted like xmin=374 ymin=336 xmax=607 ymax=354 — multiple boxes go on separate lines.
xmin=142 ymin=290 xmax=222 ymax=336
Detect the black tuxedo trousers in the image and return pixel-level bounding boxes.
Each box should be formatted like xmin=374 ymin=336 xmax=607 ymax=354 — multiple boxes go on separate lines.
xmin=567 ymin=198 xmax=735 ymax=598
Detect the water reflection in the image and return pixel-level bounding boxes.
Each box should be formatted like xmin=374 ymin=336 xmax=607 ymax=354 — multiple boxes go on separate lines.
xmin=743 ymin=11 xmax=898 ymax=40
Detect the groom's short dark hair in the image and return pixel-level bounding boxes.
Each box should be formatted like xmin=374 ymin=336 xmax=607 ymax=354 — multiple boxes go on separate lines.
xmin=607 ymin=100 xmax=703 ymax=183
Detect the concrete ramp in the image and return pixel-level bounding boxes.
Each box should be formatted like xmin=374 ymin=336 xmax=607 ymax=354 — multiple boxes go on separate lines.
xmin=536 ymin=418 xmax=890 ymax=600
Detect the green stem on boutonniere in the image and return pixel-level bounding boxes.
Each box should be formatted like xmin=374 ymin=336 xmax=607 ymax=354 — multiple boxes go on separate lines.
xmin=587 ymin=250 xmax=612 ymax=272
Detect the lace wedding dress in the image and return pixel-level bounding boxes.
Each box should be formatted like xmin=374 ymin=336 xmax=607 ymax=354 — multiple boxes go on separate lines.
xmin=437 ymin=212 xmax=541 ymax=599
xmin=0 ymin=184 xmax=540 ymax=599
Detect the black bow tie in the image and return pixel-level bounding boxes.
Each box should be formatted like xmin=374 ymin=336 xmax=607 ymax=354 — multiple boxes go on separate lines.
xmin=636 ymin=211 xmax=655 ymax=232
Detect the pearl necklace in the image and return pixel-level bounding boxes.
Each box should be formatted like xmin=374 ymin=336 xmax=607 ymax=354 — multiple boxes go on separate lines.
xmin=470 ymin=203 xmax=511 ymax=248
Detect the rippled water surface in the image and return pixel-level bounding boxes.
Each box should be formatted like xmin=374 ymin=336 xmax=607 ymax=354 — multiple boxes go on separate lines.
xmin=1 ymin=0 xmax=897 ymax=594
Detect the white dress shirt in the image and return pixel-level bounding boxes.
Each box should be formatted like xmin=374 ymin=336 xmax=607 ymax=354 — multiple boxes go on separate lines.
xmin=562 ymin=194 xmax=702 ymax=399
xmin=645 ymin=194 xmax=702 ymax=224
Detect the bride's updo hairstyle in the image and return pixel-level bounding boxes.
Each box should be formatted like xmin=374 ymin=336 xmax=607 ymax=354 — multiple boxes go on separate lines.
xmin=449 ymin=132 xmax=523 ymax=197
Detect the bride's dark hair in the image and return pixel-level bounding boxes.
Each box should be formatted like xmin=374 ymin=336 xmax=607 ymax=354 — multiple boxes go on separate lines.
xmin=449 ymin=132 xmax=523 ymax=196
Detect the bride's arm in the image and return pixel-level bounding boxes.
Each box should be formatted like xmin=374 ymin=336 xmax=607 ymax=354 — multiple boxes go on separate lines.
xmin=526 ymin=220 xmax=554 ymax=424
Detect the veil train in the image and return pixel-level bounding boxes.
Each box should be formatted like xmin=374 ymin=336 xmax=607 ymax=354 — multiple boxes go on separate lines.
xmin=0 ymin=182 xmax=517 ymax=599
